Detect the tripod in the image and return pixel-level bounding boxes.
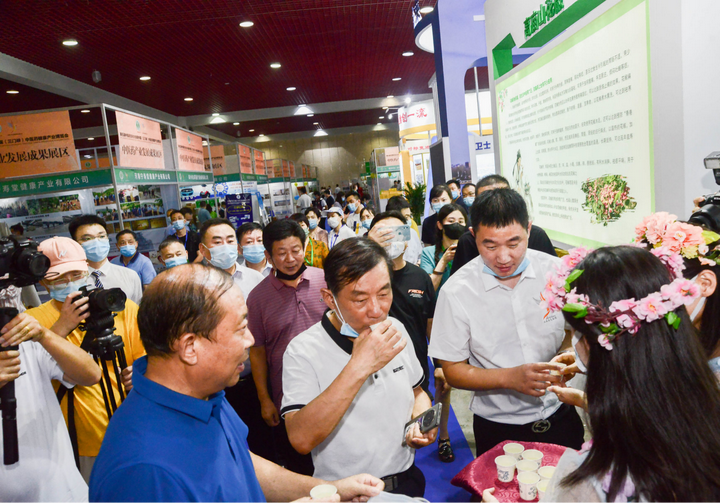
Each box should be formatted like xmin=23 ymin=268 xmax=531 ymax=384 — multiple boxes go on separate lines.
xmin=0 ymin=307 xmax=20 ymax=465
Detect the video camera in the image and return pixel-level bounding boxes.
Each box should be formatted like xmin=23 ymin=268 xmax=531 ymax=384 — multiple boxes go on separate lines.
xmin=689 ymin=152 xmax=720 ymax=232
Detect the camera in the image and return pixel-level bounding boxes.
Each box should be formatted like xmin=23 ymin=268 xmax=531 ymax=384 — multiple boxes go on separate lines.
xmin=0 ymin=236 xmax=50 ymax=288
xmin=77 ymin=285 xmax=126 ymax=349
xmin=688 ymin=152 xmax=720 ymax=233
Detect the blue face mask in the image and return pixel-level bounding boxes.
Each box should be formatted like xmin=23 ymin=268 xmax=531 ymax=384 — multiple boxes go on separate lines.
xmin=332 ymin=294 xmax=360 ymax=338
xmin=451 ymin=190 xmax=459 ymax=200
xmin=308 ymin=218 xmax=319 ymax=230
xmin=82 ymin=239 xmax=110 ymax=262
xmin=361 ymin=219 xmax=373 ymax=230
xmin=207 ymin=244 xmax=238 ymax=270
xmin=172 ymin=220 xmax=185 ymax=231
xmin=242 ymin=244 xmax=266 ymax=264
xmin=463 ymin=196 xmax=475 ymax=207
xmin=165 ymin=256 xmax=188 ymax=269
xmin=347 ymin=203 xmax=358 ymax=213
xmin=431 ymin=202 xmax=445 ymax=213
xmin=119 ymin=245 xmax=136 ymax=257
xmin=482 ymin=256 xmax=531 ymax=279
xmin=48 ymin=278 xmax=88 ymax=302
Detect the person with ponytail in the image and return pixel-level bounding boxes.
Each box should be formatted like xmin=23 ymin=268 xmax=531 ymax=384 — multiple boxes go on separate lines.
xmin=420 ymin=203 xmax=467 ymax=292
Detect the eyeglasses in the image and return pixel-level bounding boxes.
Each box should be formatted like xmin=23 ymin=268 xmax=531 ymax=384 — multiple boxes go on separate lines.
xmin=46 ymin=271 xmax=89 ymax=287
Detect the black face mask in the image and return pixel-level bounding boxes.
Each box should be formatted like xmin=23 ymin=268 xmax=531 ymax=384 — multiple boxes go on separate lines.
xmin=443 ymin=222 xmax=466 ymax=240
xmin=275 ymin=263 xmax=307 ymax=281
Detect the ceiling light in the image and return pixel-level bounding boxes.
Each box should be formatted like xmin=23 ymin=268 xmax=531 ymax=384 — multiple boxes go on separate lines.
xmin=388 ymin=113 xmax=394 ymax=119
xmin=270 ymin=63 xmax=282 ymax=69
xmin=402 ymin=51 xmax=414 ymax=57
xmin=139 ymin=76 xmax=151 ymax=81
xmin=233 ymin=122 xmax=240 ymax=126
xmin=295 ymin=105 xmax=313 ymax=115
xmin=299 ymin=103 xmax=307 ymax=107
xmin=314 ymin=130 xmax=328 ymax=137
xmin=419 ymin=6 xmax=434 ymax=14
xmin=239 ymin=21 xmax=254 ymax=28
xmin=313 ymin=122 xmax=319 ymax=125
xmin=259 ymin=134 xmax=265 ymax=137
xmin=80 ymin=109 xmax=90 ymax=113
xmin=286 ymin=87 xmax=296 ymax=91
xmin=87 ymin=137 xmax=95 ymax=141
xmin=405 ymin=97 xmax=412 ymax=104
xmin=249 ymin=129 xmax=255 ymax=132
xmin=212 ymin=113 xmax=220 ymax=116
xmin=202 ymin=141 xmax=208 ymax=146
xmin=62 ymin=39 xmax=79 ymax=46
xmin=6 ymin=90 xmax=19 ymax=94
xmin=382 ymin=106 xmax=389 ymax=110
xmin=379 ymin=116 xmax=385 ymax=119
xmin=377 ymin=123 xmax=382 ymax=126
xmin=210 ymin=117 xmax=225 ymax=124
xmin=184 ymin=97 xmax=193 ymax=101
xmin=307 ymin=114 xmax=314 ymax=117
xmin=392 ymin=77 xmax=402 ymax=81
xmin=387 ymin=95 xmax=394 ymax=99
xmin=83 ymin=154 xmax=92 ymax=158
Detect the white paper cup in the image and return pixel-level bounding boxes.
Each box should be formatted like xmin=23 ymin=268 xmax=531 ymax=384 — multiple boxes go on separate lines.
xmin=517 ymin=471 xmax=540 ymax=501
xmin=537 ymin=478 xmax=549 ymax=499
xmin=310 ymin=484 xmax=338 ymax=500
xmin=538 ymin=465 xmax=556 ymax=480
xmin=494 ymin=455 xmax=517 ymax=483
xmin=503 ymin=442 xmax=525 ymax=459
xmin=522 ymin=449 xmax=544 ymax=463
xmin=516 ymin=459 xmax=539 ymax=474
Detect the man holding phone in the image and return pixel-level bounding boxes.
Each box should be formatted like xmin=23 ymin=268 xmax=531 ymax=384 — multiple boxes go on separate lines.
xmin=281 ymin=238 xmax=436 ymax=498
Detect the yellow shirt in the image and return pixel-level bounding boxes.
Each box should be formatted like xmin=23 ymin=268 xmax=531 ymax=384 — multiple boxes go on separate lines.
xmin=305 ymin=237 xmax=329 ymax=269
xmin=26 ymin=299 xmax=145 ymax=457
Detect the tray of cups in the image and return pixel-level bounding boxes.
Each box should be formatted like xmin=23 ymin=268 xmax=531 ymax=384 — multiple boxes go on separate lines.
xmin=451 ymin=440 xmax=567 ymax=502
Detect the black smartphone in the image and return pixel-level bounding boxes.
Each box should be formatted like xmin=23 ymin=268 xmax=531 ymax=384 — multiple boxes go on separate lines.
xmin=402 ymin=403 xmax=442 ymax=446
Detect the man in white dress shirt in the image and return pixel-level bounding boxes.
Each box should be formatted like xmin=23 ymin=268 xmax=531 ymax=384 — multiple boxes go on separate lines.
xmin=428 ymin=188 xmax=584 ymax=456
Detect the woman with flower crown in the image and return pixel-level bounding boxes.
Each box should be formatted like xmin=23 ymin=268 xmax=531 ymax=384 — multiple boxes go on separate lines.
xmin=482 ymin=245 xmax=720 ymax=502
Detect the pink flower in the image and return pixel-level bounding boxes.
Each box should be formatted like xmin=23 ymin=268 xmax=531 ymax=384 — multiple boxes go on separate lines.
xmin=616 ymin=314 xmax=636 ymax=330
xmin=660 ymin=279 xmax=700 ymax=306
xmin=609 ymin=298 xmax=637 ymax=313
xmin=633 ymin=293 xmax=669 ymax=322
xmin=565 ymin=291 xmax=589 ymax=306
xmin=699 ymin=243 xmax=709 ymax=256
xmin=636 ymin=212 xmax=676 ymax=244
xmin=545 ymin=272 xmax=566 ymax=295
xmin=700 ymin=257 xmax=717 ymax=267
xmin=651 ymin=247 xmax=685 ymax=278
xmin=598 ymin=334 xmax=614 ymax=350
xmin=663 ymin=221 xmax=704 ymax=253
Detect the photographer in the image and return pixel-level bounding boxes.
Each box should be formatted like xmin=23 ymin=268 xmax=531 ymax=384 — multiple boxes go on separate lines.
xmin=25 ymin=237 xmax=145 ymax=482
xmin=0 ymin=296 xmax=101 ymax=500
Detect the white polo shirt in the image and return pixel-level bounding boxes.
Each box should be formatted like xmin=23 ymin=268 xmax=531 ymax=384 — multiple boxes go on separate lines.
xmin=239 ymin=258 xmax=273 ymax=277
xmin=428 ymin=249 xmax=564 ymax=425
xmin=0 ymin=342 xmax=88 ymax=501
xmin=89 ymin=260 xmax=142 ymax=305
xmin=281 ymin=313 xmax=424 ymax=481
xmin=328 ymin=225 xmax=355 ymax=249
xmin=230 ymin=262 xmax=265 ymax=299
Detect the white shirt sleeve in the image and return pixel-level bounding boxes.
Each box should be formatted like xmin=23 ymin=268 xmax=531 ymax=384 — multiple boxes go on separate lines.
xmin=27 ymin=341 xmax=75 ymax=388
xmin=280 ymin=341 xmax=323 ymax=417
xmin=427 ymin=287 xmax=473 ymax=363
xmin=129 ymin=271 xmax=143 ymax=305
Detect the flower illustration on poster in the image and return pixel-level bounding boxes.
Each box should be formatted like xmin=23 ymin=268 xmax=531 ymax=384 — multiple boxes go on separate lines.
xmin=581 ymin=174 xmax=637 ymax=226
xmin=498 ymin=89 xmax=508 ymax=112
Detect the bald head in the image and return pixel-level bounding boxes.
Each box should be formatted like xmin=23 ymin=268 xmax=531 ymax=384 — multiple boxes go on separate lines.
xmin=138 ymin=264 xmax=237 ymax=357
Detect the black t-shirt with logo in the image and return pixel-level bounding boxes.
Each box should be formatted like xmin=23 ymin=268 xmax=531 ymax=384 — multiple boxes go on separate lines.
xmin=389 ymin=263 xmax=437 ymax=390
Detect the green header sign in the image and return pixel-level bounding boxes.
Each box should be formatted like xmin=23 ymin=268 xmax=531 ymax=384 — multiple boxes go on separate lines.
xmin=0 ymin=169 xmax=113 ymax=199
xmin=215 ymin=174 xmax=239 ymax=183
xmin=178 ymin=171 xmax=213 ymax=184
xmin=269 ymin=177 xmax=285 ymax=183
xmin=256 ymin=175 xmax=268 ymax=183
xmin=115 ymin=168 xmax=176 ymax=185
xmin=377 ymin=165 xmax=400 ymax=173
xmin=524 ymin=0 xmax=565 ymax=39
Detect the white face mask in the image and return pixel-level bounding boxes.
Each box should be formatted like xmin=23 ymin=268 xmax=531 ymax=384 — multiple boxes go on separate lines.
xmin=386 ymin=241 xmax=406 ymax=259
xmin=572 ymin=331 xmax=588 ymax=374
xmin=328 ymin=216 xmax=341 ymax=229
xmin=689 ymin=275 xmax=706 ymax=322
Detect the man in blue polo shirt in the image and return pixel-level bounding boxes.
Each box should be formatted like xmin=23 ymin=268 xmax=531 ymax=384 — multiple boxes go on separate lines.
xmin=89 ymin=264 xmax=383 ymax=502
xmin=110 ymin=229 xmax=157 ymax=287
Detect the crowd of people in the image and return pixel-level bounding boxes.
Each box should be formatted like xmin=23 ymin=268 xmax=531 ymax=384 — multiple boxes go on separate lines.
xmin=2 ymin=174 xmax=720 ymax=502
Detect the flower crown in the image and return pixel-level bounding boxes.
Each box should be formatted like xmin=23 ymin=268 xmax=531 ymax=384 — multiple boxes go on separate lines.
xmin=541 ymin=246 xmax=701 ymax=350
xmin=635 ymin=211 xmax=720 ymax=266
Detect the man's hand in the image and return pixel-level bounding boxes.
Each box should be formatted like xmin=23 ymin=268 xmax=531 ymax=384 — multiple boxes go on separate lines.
xmin=349 ymin=320 xmax=406 ymax=376
xmin=405 ymin=422 xmax=438 ymax=449
xmin=121 ymin=365 xmax=133 ymax=393
xmin=367 ymin=226 xmax=394 ymax=248
xmin=260 ymin=397 xmax=280 ymax=427
xmin=51 ymin=291 xmax=90 ymax=337
xmin=332 ymin=473 xmax=384 ymax=502
xmin=1 ymin=312 xmax=46 ymax=348
xmin=551 ymin=351 xmax=581 ymax=381
xmin=693 ymin=196 xmax=705 ymax=213
xmin=0 ymin=350 xmax=21 ymax=390
xmin=548 ymin=385 xmax=588 ymax=410
xmin=506 ymin=362 xmax=563 ymax=397
xmin=434 ymin=367 xmax=451 ymax=395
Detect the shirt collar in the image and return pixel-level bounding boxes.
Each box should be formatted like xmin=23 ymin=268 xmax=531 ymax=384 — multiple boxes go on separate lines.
xmin=269 ymin=266 xmax=310 ymax=291
xmin=479 ymin=254 xmax=537 ymax=291
xmin=90 ymin=259 xmax=112 ymax=276
xmin=321 ymin=310 xmax=353 ymax=355
xmin=132 ymin=356 xmax=224 ymax=423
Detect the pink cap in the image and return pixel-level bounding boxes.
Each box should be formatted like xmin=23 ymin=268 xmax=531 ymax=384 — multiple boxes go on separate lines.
xmin=38 ymin=237 xmax=88 ymax=279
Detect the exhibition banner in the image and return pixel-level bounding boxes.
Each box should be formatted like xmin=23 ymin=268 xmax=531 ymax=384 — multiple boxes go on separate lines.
xmin=271 ymin=159 xmax=284 ymax=178
xmin=0 ymin=110 xmax=79 ymax=178
xmin=178 ymin=171 xmax=213 ymax=183
xmin=116 ymin=110 xmax=165 ymax=170
xmin=283 ymin=160 xmax=291 ymax=178
xmin=204 ymin=145 xmax=226 ymax=175
xmin=238 ymin=144 xmax=253 ymax=174
xmin=495 ymin=0 xmax=652 ymax=247
xmin=226 ymin=193 xmax=253 ymax=228
xmin=115 ymin=168 xmax=176 ymax=185
xmin=254 ymin=150 xmax=266 ymax=175
xmin=0 ymin=169 xmax=112 ymax=199
xmin=175 ymin=129 xmax=205 ymax=172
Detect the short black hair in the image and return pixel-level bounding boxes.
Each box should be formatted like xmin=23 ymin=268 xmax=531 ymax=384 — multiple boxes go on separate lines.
xmin=429 ymin=184 xmax=452 ymax=204
xmin=369 ymin=210 xmax=406 ymax=230
xmin=263 ymin=219 xmax=306 ymax=254
xmin=10 ymin=223 xmax=23 ymax=233
xmin=386 ymin=195 xmax=410 ymax=212
xmin=68 ymin=215 xmax=107 ymax=241
xmin=324 ymin=238 xmax=393 ymax=295
xmin=138 ymin=264 xmax=235 ymax=357
xmin=237 ymin=222 xmax=263 ymax=242
xmin=462 ymin=183 xmax=475 ymax=192
xmin=170 ymin=209 xmax=184 ymax=219
xmin=116 ymin=229 xmax=137 ymax=242
xmin=180 ymin=207 xmax=194 ymax=218
xmin=158 ymin=237 xmax=181 ymax=253
xmin=304 ymin=207 xmax=321 ymax=219
xmin=471 ymin=188 xmax=529 ymax=232
xmin=476 ymin=174 xmax=510 ymax=191
xmin=289 ymin=212 xmax=309 ymax=228
xmin=346 ymin=190 xmax=360 ymax=200
xmin=199 ymin=218 xmax=235 ymax=242
xmin=297 ymin=186 xmax=307 ymax=194
xmin=447 ymin=178 xmax=461 ymax=189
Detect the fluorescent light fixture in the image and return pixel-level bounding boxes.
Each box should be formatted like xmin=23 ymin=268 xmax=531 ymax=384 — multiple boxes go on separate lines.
xmin=259 ymin=134 xmax=265 ymax=137
xmin=379 ymin=116 xmax=385 ymax=119
xmin=202 ymin=141 xmax=208 ymax=146
xmin=62 ymin=39 xmax=79 ymax=46
xmin=313 ymin=122 xmax=319 ymax=125
xmin=286 ymin=87 xmax=297 ymax=91
xmin=249 ymin=129 xmax=255 ymax=132
xmin=6 ymin=90 xmax=19 ymax=94
xmin=270 ymin=62 xmax=282 ymax=69
xmin=210 ymin=117 xmax=225 ymax=124
xmin=307 ymin=114 xmax=314 ymax=117
xmin=392 ymin=77 xmax=402 ymax=81
xmin=388 ymin=113 xmax=394 ymax=119
xmin=184 ymin=97 xmax=193 ymax=101
xmin=212 ymin=113 xmax=220 ymax=116
xmin=83 ymin=155 xmax=92 ymax=158
xmin=233 ymin=122 xmax=240 ymax=125
xmin=387 ymin=95 xmax=394 ymax=99
xmin=87 ymin=137 xmax=95 ymax=141
xmin=419 ymin=6 xmax=434 ymax=14
xmin=239 ymin=21 xmax=254 ymax=28
xmin=295 ymin=105 xmax=313 ymax=115
xmin=80 ymin=109 xmax=90 ymax=113
xmin=402 ymin=51 xmax=414 ymax=57
xmin=405 ymin=97 xmax=412 ymax=104
xmin=139 ymin=76 xmax=151 ymax=81
xmin=314 ymin=129 xmax=328 ymax=137
xmin=382 ymin=106 xmax=389 ymax=110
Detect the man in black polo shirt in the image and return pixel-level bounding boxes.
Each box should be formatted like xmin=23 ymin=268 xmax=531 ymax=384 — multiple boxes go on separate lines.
xmin=368 ymin=211 xmax=455 ymax=463
xmin=169 ymin=209 xmax=202 ymax=263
